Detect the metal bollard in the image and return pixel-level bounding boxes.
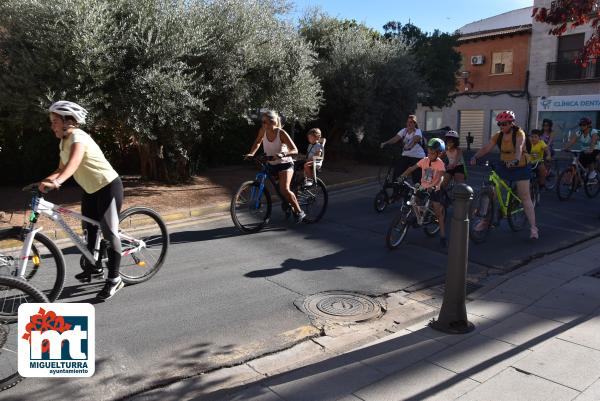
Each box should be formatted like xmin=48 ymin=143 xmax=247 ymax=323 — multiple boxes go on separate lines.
xmin=429 ymin=183 xmax=475 ymax=334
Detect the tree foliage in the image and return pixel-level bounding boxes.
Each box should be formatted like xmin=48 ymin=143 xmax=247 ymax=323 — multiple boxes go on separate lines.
xmin=0 ymin=0 xmax=321 ymax=183
xmin=533 ymin=0 xmax=600 ymax=63
xmin=383 ymin=22 xmax=461 ymax=107
xmin=299 ymin=11 xmax=424 ymax=157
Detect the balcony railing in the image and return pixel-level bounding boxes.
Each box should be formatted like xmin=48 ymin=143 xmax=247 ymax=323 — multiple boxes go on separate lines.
xmin=546 ymin=58 xmax=600 ymax=83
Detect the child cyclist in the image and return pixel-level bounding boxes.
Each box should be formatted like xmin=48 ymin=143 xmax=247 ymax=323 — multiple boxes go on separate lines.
xmin=401 ymin=138 xmax=448 ymax=248
xmin=529 ymin=129 xmax=552 ymax=189
xmin=443 ymin=130 xmax=466 ymax=187
xmin=302 ymin=128 xmax=324 ymax=187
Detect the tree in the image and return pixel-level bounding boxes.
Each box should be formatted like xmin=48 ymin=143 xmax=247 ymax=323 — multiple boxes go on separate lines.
xmin=532 ymin=0 xmax=600 ymax=64
xmin=299 ymin=11 xmax=423 ymax=158
xmin=383 ymin=22 xmax=461 ymax=108
xmin=0 ymin=0 xmax=322 ymax=183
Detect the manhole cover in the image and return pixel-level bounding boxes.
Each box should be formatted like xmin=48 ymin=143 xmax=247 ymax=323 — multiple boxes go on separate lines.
xmin=299 ymin=291 xmax=384 ymax=323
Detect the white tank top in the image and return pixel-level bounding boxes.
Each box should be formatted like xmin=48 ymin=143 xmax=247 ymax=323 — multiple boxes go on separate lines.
xmin=262 ymin=129 xmax=293 ymax=165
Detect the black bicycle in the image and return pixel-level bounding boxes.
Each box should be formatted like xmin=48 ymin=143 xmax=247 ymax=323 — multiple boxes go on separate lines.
xmin=374 ymin=156 xmax=410 ymax=213
xmin=0 ymin=276 xmax=49 ymax=391
xmin=230 ymin=155 xmax=328 ymax=233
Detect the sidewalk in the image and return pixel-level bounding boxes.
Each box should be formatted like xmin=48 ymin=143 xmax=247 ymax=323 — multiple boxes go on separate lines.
xmin=133 ymin=238 xmax=600 ymax=401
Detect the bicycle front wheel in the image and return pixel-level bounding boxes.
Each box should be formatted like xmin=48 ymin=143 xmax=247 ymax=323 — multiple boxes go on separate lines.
xmin=584 ymin=169 xmax=600 ymax=198
xmin=118 ymin=207 xmax=169 ymax=285
xmin=230 ymin=181 xmax=272 ymax=233
xmin=386 ymin=211 xmax=410 ymax=249
xmin=530 ymin=181 xmax=540 ymax=208
xmin=557 ymin=168 xmax=576 ymax=201
xmin=507 ymin=196 xmax=527 ymax=232
xmin=0 ymin=276 xmax=49 ymax=391
xmin=469 ymin=191 xmax=493 ymax=244
xmin=0 ymin=228 xmax=65 ymax=302
xmin=297 ymin=179 xmax=328 ymax=223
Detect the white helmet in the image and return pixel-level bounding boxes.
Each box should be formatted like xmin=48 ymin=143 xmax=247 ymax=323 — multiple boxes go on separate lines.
xmin=49 ymin=101 xmax=88 ymax=124
xmin=445 ymin=130 xmax=459 ymax=138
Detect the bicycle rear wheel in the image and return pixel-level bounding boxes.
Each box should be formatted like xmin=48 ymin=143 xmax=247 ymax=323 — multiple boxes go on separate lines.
xmin=507 ymin=196 xmax=527 ymax=232
xmin=423 ymin=209 xmax=442 ymax=237
xmin=297 ymin=179 xmax=328 ymax=223
xmin=557 ymin=168 xmax=576 ymax=201
xmin=584 ymin=169 xmax=600 ymax=198
xmin=544 ymin=162 xmax=557 ymax=190
xmin=378 ymin=166 xmax=393 ymax=185
xmin=230 ymin=181 xmax=272 ymax=233
xmin=0 ymin=276 xmax=48 ymax=391
xmin=118 ymin=207 xmax=169 ymax=285
xmin=0 ymin=228 xmax=65 ymax=302
xmin=469 ymin=190 xmax=493 ymax=244
xmin=374 ymin=190 xmax=388 ymax=213
xmin=386 ymin=210 xmax=410 ymax=249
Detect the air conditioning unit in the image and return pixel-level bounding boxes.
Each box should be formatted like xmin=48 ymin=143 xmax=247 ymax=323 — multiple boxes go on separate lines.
xmin=471 ymin=55 xmax=485 ymax=65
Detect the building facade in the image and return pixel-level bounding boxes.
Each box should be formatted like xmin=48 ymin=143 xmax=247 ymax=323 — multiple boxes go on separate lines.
xmin=528 ymin=0 xmax=600 ymax=146
xmin=415 ymin=7 xmax=533 ymax=149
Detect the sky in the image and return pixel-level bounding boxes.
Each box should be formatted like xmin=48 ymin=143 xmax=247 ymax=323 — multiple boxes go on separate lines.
xmin=288 ymin=0 xmax=534 ymax=33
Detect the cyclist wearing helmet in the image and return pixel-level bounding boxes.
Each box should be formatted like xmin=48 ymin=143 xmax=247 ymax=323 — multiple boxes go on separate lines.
xmin=380 ymin=115 xmax=425 ymax=183
xmin=443 ymin=130 xmax=466 ymax=186
xmin=401 ymin=138 xmax=448 ymax=248
xmin=470 ymin=110 xmax=539 ymax=239
xmin=39 ymin=101 xmax=125 ymax=300
xmin=563 ymin=116 xmax=600 ymax=181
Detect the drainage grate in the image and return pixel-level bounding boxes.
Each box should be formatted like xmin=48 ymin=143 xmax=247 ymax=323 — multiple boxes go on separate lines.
xmin=299 ymin=291 xmax=384 ymax=323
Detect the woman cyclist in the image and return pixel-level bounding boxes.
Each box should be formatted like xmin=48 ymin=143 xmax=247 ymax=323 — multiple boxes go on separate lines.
xmin=380 ymin=115 xmax=425 ymax=183
xmin=563 ymin=116 xmax=600 ymax=182
xmin=245 ymin=110 xmax=306 ymax=223
xmin=39 ymin=101 xmax=124 ymax=300
xmin=470 ymin=110 xmax=539 ymax=239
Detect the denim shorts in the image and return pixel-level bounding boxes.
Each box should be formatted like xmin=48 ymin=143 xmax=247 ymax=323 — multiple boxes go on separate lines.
xmin=266 ymin=162 xmax=294 ymax=176
xmin=495 ymin=162 xmax=531 ymax=183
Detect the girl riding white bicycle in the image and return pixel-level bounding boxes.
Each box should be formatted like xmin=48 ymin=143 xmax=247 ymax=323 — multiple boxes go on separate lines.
xmin=39 ymin=101 xmax=124 ymax=300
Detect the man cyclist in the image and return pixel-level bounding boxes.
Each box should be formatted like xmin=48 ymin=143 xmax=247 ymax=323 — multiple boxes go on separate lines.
xmin=563 ymin=116 xmax=600 ymax=183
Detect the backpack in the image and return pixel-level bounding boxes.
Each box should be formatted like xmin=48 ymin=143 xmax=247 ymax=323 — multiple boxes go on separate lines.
xmin=496 ymin=126 xmax=532 ymax=155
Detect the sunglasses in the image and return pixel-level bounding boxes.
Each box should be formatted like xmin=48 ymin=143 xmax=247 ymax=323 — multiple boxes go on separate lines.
xmin=580 ymin=123 xmax=589 ymax=127
xmin=497 ymin=122 xmax=511 ymax=127
xmin=262 ymin=119 xmax=275 ymax=125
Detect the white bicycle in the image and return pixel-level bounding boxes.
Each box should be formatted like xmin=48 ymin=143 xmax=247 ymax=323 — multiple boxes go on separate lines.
xmin=0 ymin=184 xmax=169 ymax=301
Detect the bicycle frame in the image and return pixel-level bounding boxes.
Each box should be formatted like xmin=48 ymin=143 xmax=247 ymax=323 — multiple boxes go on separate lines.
xmin=486 ymin=168 xmax=521 ymax=217
xmin=17 ymin=194 xmax=144 ymax=278
xmin=251 ymin=161 xmax=302 ymax=208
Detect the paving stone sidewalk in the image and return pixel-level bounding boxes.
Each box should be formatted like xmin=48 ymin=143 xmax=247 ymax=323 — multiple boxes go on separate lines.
xmin=132 ymin=238 xmax=600 ymax=401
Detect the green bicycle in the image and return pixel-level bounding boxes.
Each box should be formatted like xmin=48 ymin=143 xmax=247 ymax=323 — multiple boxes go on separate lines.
xmin=469 ymin=161 xmax=533 ymax=243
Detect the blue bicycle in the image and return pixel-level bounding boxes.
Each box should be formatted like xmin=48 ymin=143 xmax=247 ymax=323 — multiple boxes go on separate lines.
xmin=230 ymin=155 xmax=328 ymax=233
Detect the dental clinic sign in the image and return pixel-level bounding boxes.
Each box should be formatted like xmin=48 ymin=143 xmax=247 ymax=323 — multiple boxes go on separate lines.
xmin=538 ymin=94 xmax=600 ymax=112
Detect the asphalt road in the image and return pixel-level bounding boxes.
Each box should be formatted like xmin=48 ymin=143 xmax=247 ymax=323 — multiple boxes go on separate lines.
xmin=5 ymin=167 xmax=600 ymax=400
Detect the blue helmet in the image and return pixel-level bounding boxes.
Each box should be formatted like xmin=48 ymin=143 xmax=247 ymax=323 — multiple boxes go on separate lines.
xmin=427 ymin=137 xmax=446 ymax=152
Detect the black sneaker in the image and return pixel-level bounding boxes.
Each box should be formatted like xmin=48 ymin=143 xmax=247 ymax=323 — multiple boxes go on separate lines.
xmin=440 ymin=237 xmax=448 ymax=249
xmin=75 ymin=269 xmax=104 ymax=283
xmin=97 ymin=278 xmax=125 ymax=300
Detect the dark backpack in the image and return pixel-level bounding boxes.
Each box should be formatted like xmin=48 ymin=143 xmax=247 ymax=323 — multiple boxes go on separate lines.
xmin=496 ymin=126 xmax=532 ymax=155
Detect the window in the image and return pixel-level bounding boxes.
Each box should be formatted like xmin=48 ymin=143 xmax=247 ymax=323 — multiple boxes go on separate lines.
xmin=425 ymin=111 xmax=443 ymax=131
xmin=557 ymin=33 xmax=585 ymax=63
xmin=491 ymin=51 xmax=513 ymax=74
